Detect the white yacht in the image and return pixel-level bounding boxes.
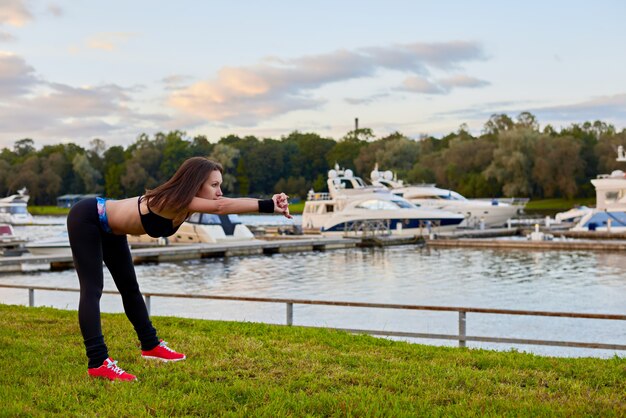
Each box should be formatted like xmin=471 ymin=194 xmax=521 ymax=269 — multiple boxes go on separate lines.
xmin=0 ymin=188 xmax=34 ymax=225
xmin=302 ymin=166 xmax=464 ymax=236
xmin=567 ymin=145 xmax=626 ymax=232
xmin=369 ymin=166 xmax=527 ymax=228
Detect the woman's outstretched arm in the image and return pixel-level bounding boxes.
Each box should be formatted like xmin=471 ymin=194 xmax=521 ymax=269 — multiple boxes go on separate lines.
xmin=188 ymin=194 xmax=291 ymax=218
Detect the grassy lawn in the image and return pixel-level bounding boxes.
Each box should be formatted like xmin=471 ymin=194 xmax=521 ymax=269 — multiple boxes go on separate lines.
xmin=28 ymin=206 xmax=70 ymax=216
xmin=1 ymin=304 xmax=624 ymax=416
xmin=525 ymin=198 xmax=596 ymax=212
xmin=288 ymin=201 xmax=305 ymax=214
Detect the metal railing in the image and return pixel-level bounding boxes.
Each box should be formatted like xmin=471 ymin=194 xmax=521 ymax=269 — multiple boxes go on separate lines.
xmin=1 ymin=283 xmax=625 ymax=351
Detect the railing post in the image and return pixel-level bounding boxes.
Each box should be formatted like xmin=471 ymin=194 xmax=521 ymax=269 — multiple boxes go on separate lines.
xmin=29 ymin=288 xmax=34 ymax=307
xmin=286 ymin=302 xmax=293 ymax=326
xmin=458 ymin=311 xmax=466 ymax=347
xmin=144 ymin=295 xmax=151 ymax=316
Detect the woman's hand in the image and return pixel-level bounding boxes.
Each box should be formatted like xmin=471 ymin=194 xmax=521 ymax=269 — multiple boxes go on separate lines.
xmin=272 ymin=193 xmax=292 ymax=219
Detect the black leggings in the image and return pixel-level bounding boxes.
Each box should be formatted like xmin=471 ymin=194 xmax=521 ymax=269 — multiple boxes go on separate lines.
xmin=67 ymin=198 xmax=159 ymax=368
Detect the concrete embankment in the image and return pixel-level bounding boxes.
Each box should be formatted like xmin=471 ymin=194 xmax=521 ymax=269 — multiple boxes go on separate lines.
xmin=427 ymin=237 xmax=626 ymax=252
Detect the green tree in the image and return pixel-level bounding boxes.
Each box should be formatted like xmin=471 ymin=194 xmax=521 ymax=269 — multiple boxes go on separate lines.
xmin=326 ymin=138 xmax=365 ymax=173
xmin=209 ymin=144 xmax=240 ymax=193
xmin=235 ymin=158 xmax=250 ymax=196
xmin=13 ymin=138 xmax=35 ymax=158
xmin=9 ymin=156 xmax=41 ymax=203
xmin=103 ymin=146 xmax=126 ymax=198
xmin=121 ymin=160 xmax=149 ymax=196
xmin=190 ymin=135 xmax=213 ymax=157
xmin=354 ymin=133 xmax=419 ymax=180
xmin=482 ymin=114 xmax=514 ymax=136
xmin=532 ymin=135 xmax=584 ymax=198
xmin=158 ymin=131 xmax=192 ymax=181
xmin=73 ymin=153 xmax=103 ymax=194
xmin=283 ymin=131 xmax=334 ymax=182
xmin=516 ymin=111 xmax=539 ymax=131
xmin=274 ymin=176 xmax=308 ymax=200
xmin=0 ymin=159 xmax=10 ymax=196
xmin=484 ymin=128 xmax=538 ymax=197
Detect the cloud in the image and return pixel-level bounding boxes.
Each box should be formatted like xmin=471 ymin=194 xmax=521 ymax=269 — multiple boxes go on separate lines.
xmin=439 ymin=75 xmax=490 ymax=89
xmin=162 ymin=74 xmax=195 ymax=90
xmin=0 ymin=0 xmax=32 ymax=27
xmin=533 ymin=94 xmax=626 ymax=121
xmin=169 ymin=41 xmax=488 ymax=125
xmin=401 ymin=76 xmax=446 ymax=94
xmin=0 ymin=53 xmax=168 ymax=146
xmin=344 ymin=93 xmax=391 ymax=105
xmin=435 ymin=94 xmax=626 ymax=131
xmin=0 ymin=52 xmax=38 ymax=96
xmin=46 ymin=3 xmax=63 ymax=17
xmin=400 ymin=74 xmax=490 ymax=95
xmin=0 ymin=30 xmax=15 ymax=41
xmin=86 ymin=32 xmax=137 ymax=51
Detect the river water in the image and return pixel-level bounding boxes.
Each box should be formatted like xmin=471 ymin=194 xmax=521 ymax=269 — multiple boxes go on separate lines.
xmin=1 ymin=216 xmax=625 ymax=358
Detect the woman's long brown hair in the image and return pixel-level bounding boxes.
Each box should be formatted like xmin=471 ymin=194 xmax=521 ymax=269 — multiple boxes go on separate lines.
xmin=143 ymin=157 xmax=223 ymax=223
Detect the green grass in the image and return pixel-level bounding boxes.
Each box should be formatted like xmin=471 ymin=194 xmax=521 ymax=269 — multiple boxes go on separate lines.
xmin=525 ymin=198 xmax=596 ymax=212
xmin=1 ymin=304 xmax=624 ymax=416
xmin=288 ymin=201 xmax=305 ymax=214
xmin=28 ymin=206 xmax=70 ymax=216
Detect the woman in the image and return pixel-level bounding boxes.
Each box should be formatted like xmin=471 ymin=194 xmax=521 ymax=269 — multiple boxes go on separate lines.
xmin=67 ymin=157 xmax=291 ymax=381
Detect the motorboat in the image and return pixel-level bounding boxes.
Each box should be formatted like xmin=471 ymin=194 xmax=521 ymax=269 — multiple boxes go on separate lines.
xmin=0 ymin=188 xmax=34 ymax=225
xmin=302 ymin=166 xmax=464 ymax=236
xmin=566 ymin=145 xmax=626 ymax=232
xmin=27 ymin=213 xmax=256 ymax=255
xmin=0 ymin=223 xmax=28 ymax=256
xmin=128 ymin=213 xmax=255 ymax=245
xmin=25 ymin=231 xmax=70 ymax=256
xmin=369 ymin=166 xmax=527 ymax=228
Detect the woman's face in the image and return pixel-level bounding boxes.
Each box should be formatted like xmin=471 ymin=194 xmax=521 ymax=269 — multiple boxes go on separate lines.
xmin=197 ymin=170 xmax=223 ymax=200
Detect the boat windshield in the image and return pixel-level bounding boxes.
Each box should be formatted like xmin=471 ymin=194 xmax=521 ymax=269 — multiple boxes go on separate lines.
xmin=186 ymin=213 xmax=243 ymax=225
xmin=0 ymin=205 xmax=28 ymax=214
xmin=356 ymin=199 xmax=404 ymax=210
xmin=391 ymin=199 xmax=415 ymax=209
xmin=440 ymin=191 xmax=467 ymax=201
xmin=187 ymin=213 xmax=221 ymax=225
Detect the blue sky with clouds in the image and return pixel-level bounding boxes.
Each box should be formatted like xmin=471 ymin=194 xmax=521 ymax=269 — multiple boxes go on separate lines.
xmin=1 ymin=0 xmax=625 ymax=148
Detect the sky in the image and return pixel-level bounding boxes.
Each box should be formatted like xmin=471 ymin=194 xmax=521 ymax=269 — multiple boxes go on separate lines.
xmin=1 ymin=0 xmax=625 ymax=149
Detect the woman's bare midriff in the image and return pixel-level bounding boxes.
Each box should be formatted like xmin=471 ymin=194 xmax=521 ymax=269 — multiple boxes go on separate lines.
xmin=105 ymin=198 xmax=145 ymax=235
xmin=106 ymin=196 xmax=181 ymax=235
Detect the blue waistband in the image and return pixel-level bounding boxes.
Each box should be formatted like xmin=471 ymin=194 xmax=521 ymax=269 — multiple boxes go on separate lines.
xmin=96 ymin=197 xmax=113 ymax=233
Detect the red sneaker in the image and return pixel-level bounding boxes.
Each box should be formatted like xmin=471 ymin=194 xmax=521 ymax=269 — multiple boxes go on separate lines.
xmin=88 ymin=357 xmax=137 ymax=381
xmin=141 ymin=340 xmax=186 ymax=362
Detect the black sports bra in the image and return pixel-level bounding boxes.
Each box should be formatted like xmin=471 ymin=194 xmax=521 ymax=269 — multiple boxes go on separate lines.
xmin=138 ymin=196 xmax=183 ymax=238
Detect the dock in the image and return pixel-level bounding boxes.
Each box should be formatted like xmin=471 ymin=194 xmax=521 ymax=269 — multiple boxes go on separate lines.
xmin=427 ymin=237 xmax=626 ymax=252
xmin=0 ymin=237 xmax=359 ymax=273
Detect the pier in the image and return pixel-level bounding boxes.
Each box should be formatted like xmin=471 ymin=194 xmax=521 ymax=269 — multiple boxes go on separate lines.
xmin=0 ymin=237 xmax=358 ymax=273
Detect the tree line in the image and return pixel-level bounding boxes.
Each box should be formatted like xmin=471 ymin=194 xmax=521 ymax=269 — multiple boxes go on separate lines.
xmin=0 ymin=112 xmax=625 ymax=205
